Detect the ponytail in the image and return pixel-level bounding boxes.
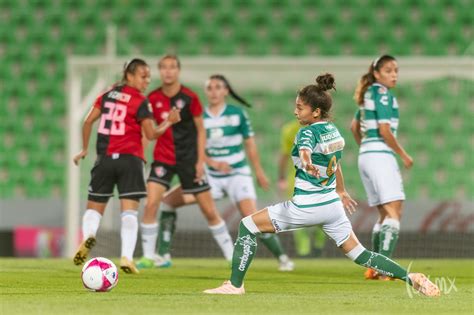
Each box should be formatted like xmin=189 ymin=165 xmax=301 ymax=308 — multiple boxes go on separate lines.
xmin=354 ymin=55 xmax=396 ymax=105
xmin=122 ymin=58 xmax=148 ymax=83
xmin=209 ymin=74 xmax=252 ymax=107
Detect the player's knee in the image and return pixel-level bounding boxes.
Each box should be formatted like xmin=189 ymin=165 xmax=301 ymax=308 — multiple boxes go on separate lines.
xmin=160 ymin=201 xmax=176 ymax=213
xmin=241 ymin=216 xmax=260 ymax=235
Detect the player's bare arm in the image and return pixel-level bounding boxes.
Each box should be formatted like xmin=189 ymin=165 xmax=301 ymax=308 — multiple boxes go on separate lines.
xmin=350 ymin=118 xmax=362 ymax=146
xmin=335 ymin=163 xmax=357 ymax=215
xmin=204 ymin=156 xmax=232 ymax=174
xmin=141 ymin=108 xmax=181 ymax=140
xmin=378 ymin=123 xmax=413 ymax=168
xmin=193 ymin=115 xmax=207 ymax=181
xmin=244 ymin=137 xmax=269 ymax=190
xmin=73 ymin=106 xmax=101 ymax=165
xmin=299 ymin=148 xmax=320 ymax=178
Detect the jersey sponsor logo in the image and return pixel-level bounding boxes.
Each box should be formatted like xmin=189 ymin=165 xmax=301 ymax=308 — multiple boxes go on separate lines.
xmin=380 ymin=95 xmax=389 ymax=106
xmin=209 ymin=128 xmax=224 ymax=139
xmin=320 ymin=130 xmax=341 ymax=142
xmin=323 ymin=140 xmax=344 ymax=154
xmin=107 ymin=91 xmax=131 ymax=102
xmin=378 ymin=86 xmax=387 ymax=94
xmin=226 ymin=115 xmax=240 ymax=126
xmin=154 ymin=166 xmax=167 ymax=177
xmin=325 ymin=124 xmax=335 ymax=131
xmin=175 ymin=99 xmax=185 ymax=109
xmin=155 ymin=101 xmax=163 ymax=108
xmin=207 ymin=148 xmax=230 ymax=155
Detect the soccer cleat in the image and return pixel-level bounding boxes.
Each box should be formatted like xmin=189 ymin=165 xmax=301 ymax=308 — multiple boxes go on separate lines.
xmin=136 ymin=256 xmax=155 ymax=269
xmin=364 ymin=268 xmax=379 ymax=280
xmin=278 ymin=257 xmax=295 ymax=272
xmin=379 ymin=275 xmax=395 ymax=281
xmin=154 ymin=254 xmax=172 ymax=268
xmin=408 ymin=273 xmax=440 ymax=297
xmin=203 ymin=280 xmax=245 ymax=295
xmin=120 ymin=257 xmax=140 ymax=274
xmin=73 ymin=236 xmax=96 ymax=265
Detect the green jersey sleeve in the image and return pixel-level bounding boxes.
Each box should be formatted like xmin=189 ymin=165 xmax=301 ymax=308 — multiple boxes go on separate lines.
xmin=296 ymin=127 xmax=316 ymax=151
xmin=239 ymin=109 xmax=254 ymax=138
xmin=373 ymin=86 xmax=393 ymax=123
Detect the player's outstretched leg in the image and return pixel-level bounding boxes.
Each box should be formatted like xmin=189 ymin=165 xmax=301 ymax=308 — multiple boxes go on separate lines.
xmin=204 ymin=217 xmax=259 ymax=294
xmin=258 ymin=233 xmax=294 ymax=271
xmin=346 ymin=243 xmax=440 ymax=297
xmin=73 ymin=209 xmax=101 ymax=265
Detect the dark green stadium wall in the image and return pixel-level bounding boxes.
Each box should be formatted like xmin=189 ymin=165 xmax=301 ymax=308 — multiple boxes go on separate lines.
xmin=0 ymin=0 xmax=472 ymax=199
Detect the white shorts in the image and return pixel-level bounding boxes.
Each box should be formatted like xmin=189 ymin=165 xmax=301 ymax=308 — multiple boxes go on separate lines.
xmin=358 ymin=152 xmax=405 ymax=207
xmin=208 ymin=174 xmax=257 ymax=204
xmin=267 ymin=200 xmax=352 ymax=247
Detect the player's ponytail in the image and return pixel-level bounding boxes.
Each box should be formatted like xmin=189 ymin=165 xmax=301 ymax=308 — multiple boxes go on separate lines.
xmin=122 ymin=58 xmax=148 ymax=83
xmin=210 ymin=74 xmax=252 ymax=107
xmin=354 ymin=55 xmax=396 ymax=105
xmin=297 ymin=73 xmax=336 ymax=120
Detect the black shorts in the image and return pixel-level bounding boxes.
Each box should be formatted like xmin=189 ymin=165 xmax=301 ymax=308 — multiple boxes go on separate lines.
xmin=88 ymin=154 xmax=147 ymax=203
xmin=147 ymin=160 xmax=210 ymax=194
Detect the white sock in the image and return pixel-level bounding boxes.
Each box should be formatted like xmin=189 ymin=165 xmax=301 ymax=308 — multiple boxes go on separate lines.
xmin=141 ymin=222 xmax=158 ymax=259
xmin=381 ymin=218 xmax=400 ymax=230
xmin=82 ymin=209 xmax=102 ymax=239
xmin=372 ymin=222 xmax=381 ymax=234
xmin=121 ymin=210 xmax=138 ymax=261
xmin=345 ymin=244 xmax=366 ymax=261
xmin=279 ymin=254 xmax=290 ymax=263
xmin=209 ymin=221 xmax=234 ymax=261
xmin=160 ymin=202 xmax=176 ymax=213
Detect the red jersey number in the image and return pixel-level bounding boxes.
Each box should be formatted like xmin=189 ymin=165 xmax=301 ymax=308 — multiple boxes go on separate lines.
xmin=98 ymin=102 xmax=127 ymax=135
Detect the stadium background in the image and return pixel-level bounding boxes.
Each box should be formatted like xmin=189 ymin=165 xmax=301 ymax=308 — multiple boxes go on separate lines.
xmin=0 ymin=0 xmax=472 ymax=260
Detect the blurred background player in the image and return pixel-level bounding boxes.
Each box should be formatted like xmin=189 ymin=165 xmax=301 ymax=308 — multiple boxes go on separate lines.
xmin=351 ymin=55 xmax=413 ymax=280
xmin=138 ymin=55 xmax=234 ymax=268
xmin=72 ymin=58 xmax=181 ymax=274
xmin=278 ymin=120 xmax=327 ymax=258
xmin=204 ymin=73 xmax=439 ymax=297
xmin=154 ymin=74 xmax=294 ymax=271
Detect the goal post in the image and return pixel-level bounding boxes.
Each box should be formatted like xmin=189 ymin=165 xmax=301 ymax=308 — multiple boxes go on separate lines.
xmin=64 ymin=55 xmax=473 ymax=257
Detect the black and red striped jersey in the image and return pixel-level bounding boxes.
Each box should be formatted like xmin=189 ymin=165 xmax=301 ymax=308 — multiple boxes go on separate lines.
xmin=148 ymin=85 xmax=203 ymax=165
xmin=93 ymin=84 xmax=152 ymax=160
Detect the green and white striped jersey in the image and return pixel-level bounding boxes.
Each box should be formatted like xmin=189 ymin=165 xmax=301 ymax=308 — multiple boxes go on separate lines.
xmin=204 ymin=104 xmax=254 ymax=177
xmin=291 ymin=121 xmax=345 ymax=207
xmin=355 ymin=83 xmax=399 ymax=155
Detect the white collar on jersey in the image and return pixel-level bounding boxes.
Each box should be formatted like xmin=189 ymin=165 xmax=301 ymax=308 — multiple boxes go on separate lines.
xmin=205 ymin=103 xmax=227 ymax=118
xmin=310 ymin=121 xmax=329 ymax=126
xmin=373 ymin=82 xmax=389 ymax=89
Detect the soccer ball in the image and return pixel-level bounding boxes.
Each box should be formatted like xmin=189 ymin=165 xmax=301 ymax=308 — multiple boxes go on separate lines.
xmin=81 ymin=257 xmax=118 ymax=292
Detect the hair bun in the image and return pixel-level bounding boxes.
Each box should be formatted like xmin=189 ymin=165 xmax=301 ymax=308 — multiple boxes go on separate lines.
xmin=315 ymin=73 xmax=336 ymax=92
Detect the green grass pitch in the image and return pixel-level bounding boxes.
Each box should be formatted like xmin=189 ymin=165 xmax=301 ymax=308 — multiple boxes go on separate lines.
xmin=1 ymin=258 xmax=472 ymax=314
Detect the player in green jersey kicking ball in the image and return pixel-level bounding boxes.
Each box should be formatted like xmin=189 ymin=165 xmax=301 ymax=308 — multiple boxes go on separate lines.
xmin=204 ymin=73 xmax=439 ymax=297
xmin=148 ymin=74 xmax=294 ymax=271
xmin=351 ymin=55 xmax=413 ymax=280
